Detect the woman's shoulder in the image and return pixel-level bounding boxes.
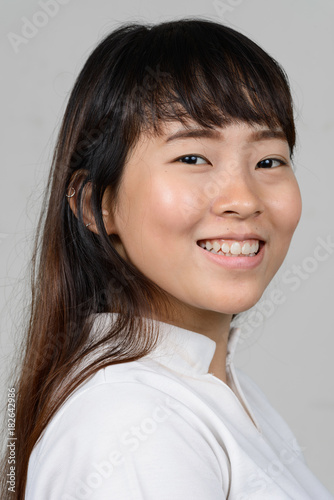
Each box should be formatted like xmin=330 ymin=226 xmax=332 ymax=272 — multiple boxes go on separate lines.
xmin=36 ymin=358 xmax=180 ymax=446
xmin=29 ymin=357 xmax=207 ymax=467
xmin=26 ymin=359 xmax=227 ymax=499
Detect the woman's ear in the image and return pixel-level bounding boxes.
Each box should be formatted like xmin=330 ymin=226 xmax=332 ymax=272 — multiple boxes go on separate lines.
xmin=100 ymin=185 xmax=118 ymax=236
xmin=66 ymin=170 xmax=117 ymax=235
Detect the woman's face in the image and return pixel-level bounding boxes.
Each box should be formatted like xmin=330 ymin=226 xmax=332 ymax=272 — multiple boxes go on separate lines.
xmin=105 ymin=120 xmax=302 ymax=323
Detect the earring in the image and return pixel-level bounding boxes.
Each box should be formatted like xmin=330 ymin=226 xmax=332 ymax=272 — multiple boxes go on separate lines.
xmin=65 ymin=187 xmax=76 ymax=198
xmin=85 ymin=222 xmax=91 ymax=227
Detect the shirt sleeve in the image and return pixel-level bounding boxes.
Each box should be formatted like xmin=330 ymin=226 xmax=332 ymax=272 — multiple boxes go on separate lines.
xmin=25 ymin=378 xmax=229 ymax=500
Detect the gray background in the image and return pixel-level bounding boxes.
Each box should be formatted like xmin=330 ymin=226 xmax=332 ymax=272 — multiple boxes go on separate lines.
xmin=1 ymin=0 xmax=333 ymax=493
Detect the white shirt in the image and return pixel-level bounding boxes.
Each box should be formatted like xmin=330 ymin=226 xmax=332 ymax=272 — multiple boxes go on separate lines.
xmin=26 ymin=313 xmax=333 ymax=499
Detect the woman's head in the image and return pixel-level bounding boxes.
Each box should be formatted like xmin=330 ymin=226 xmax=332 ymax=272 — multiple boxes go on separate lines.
xmin=63 ymin=19 xmax=300 ymax=323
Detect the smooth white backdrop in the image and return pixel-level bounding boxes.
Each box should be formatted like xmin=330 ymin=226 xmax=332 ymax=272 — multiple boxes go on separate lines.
xmin=1 ymin=0 xmax=333 ymax=493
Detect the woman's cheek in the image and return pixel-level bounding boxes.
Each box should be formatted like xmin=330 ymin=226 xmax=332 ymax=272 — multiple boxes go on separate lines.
xmin=152 ymin=179 xmax=205 ymax=229
xmin=269 ymin=178 xmax=302 ymax=233
xmin=284 ymin=181 xmax=302 ymax=233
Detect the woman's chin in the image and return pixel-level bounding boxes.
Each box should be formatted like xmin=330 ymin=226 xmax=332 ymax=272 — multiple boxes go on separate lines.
xmin=209 ymin=291 xmax=266 ymax=316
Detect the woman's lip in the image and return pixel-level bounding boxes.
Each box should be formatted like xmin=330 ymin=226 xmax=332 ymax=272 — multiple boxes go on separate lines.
xmin=197 ymin=234 xmax=265 ymax=243
xmin=197 ymin=241 xmax=265 ymax=270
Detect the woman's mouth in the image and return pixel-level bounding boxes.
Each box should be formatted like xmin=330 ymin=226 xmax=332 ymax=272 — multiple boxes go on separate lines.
xmin=197 ymin=239 xmax=263 ymax=257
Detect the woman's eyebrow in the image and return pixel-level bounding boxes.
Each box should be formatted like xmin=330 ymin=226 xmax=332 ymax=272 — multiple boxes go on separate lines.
xmin=165 ymin=128 xmax=221 ymax=143
xmin=165 ymin=127 xmax=287 ymax=143
xmin=249 ymin=129 xmax=287 ymax=142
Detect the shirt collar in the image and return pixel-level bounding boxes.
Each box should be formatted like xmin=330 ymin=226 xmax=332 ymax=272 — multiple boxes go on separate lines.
xmin=90 ymin=313 xmax=240 ymax=377
xmin=148 ymin=318 xmax=240 ymax=376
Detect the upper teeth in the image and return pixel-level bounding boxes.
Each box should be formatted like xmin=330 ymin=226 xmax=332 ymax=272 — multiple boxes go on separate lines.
xmin=199 ymin=240 xmax=260 ymax=256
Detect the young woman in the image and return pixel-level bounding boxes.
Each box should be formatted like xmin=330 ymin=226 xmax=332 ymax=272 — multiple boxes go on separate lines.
xmin=3 ymin=18 xmax=333 ymax=499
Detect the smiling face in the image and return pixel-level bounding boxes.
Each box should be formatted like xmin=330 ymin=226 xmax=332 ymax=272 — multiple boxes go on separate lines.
xmin=103 ymin=120 xmax=302 ymax=331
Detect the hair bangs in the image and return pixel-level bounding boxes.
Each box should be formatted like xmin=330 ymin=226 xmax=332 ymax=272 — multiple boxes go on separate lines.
xmin=122 ymin=20 xmax=295 ymax=153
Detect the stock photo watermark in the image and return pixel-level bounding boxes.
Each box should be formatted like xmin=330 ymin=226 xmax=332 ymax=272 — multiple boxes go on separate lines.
xmin=0 ymin=233 xmax=9 ymax=245
xmin=6 ymin=387 xmax=17 ymax=494
xmin=7 ymin=0 xmax=72 ymax=54
xmin=68 ymin=64 xmax=170 ymax=171
xmin=61 ymin=396 xmax=181 ymax=500
xmin=234 ymin=235 xmax=334 ymax=342
xmin=180 ymin=161 xmax=241 ymax=224
xmin=213 ymin=0 xmax=244 ymax=21
xmin=236 ymin=438 xmax=306 ymax=500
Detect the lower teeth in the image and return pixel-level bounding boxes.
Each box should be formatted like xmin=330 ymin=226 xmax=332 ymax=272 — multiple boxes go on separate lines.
xmin=208 ymin=249 xmax=256 ymax=257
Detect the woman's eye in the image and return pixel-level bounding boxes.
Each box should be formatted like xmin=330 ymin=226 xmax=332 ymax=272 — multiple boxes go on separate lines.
xmin=257 ymin=158 xmax=286 ymax=169
xmin=177 ymin=155 xmax=208 ymax=165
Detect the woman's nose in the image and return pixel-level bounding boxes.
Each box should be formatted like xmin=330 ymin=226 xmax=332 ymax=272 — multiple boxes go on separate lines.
xmin=211 ymin=172 xmax=264 ymax=220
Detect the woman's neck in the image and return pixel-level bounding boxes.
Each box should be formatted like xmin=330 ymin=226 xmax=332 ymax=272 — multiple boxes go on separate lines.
xmin=152 ymin=304 xmax=232 ymax=383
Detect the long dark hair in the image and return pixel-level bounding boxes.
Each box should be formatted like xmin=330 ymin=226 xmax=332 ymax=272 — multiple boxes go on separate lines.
xmin=1 ymin=19 xmax=296 ymax=499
